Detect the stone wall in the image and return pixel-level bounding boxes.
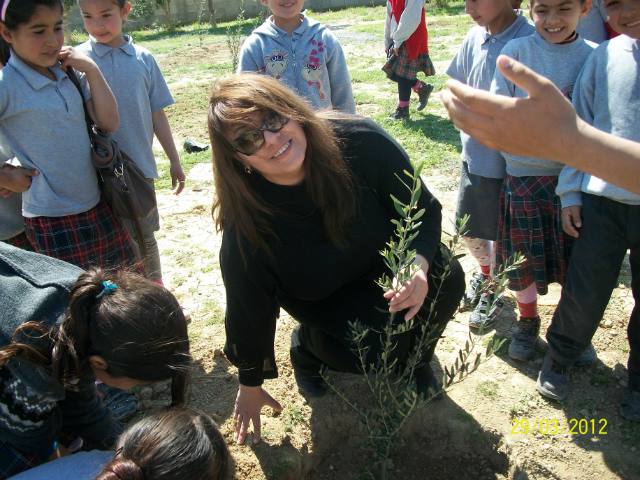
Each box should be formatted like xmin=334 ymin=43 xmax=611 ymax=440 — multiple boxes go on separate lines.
xmin=67 ymin=0 xmax=385 ymax=30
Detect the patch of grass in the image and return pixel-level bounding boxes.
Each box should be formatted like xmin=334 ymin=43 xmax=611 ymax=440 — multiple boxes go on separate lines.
xmin=619 ymin=345 xmax=630 ymax=353
xmin=201 ymin=264 xmax=215 ymax=274
xmin=282 ymin=404 xmax=305 ymax=433
xmin=202 ymin=298 xmax=225 ymax=325
xmin=188 ymin=329 xmax=202 ymax=340
xmin=621 ymin=421 xmax=640 ymax=445
xmin=477 ymin=380 xmax=499 ymax=398
xmin=589 ymin=373 xmax=611 ymax=386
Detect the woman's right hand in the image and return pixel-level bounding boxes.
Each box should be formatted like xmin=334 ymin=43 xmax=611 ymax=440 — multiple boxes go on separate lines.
xmin=234 ymin=384 xmax=282 ymax=445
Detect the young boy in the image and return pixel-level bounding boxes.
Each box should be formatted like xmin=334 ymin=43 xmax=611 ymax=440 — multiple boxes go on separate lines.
xmin=237 ymin=0 xmax=356 ymax=113
xmin=539 ymin=0 xmax=640 ymax=422
xmin=490 ymin=0 xmax=595 ymax=362
xmin=446 ymin=0 xmax=535 ymax=329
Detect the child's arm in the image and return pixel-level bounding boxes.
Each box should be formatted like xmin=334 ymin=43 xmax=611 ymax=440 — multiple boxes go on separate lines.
xmin=152 ymin=109 xmax=186 ymax=195
xmin=325 ymin=36 xmax=356 ymax=114
xmin=237 ymin=38 xmax=262 ymax=74
xmin=390 ymin=0 xmax=426 ymax=51
xmin=58 ymin=46 xmax=120 ymax=132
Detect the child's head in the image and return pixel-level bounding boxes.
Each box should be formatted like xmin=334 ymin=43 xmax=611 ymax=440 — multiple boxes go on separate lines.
xmin=465 ymin=0 xmax=517 ymax=33
xmin=529 ymin=0 xmax=591 ymax=43
xmin=78 ymin=0 xmax=131 ymax=48
xmin=260 ymin=0 xmax=304 ymax=33
xmin=0 ymin=0 xmax=63 ymax=70
xmin=603 ymin=0 xmax=640 ymax=38
xmin=95 ymin=408 xmax=231 ymax=480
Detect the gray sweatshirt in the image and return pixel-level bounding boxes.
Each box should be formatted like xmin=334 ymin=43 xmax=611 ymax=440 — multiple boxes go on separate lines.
xmin=491 ymin=32 xmax=596 ymax=176
xmin=238 ymin=13 xmax=356 ymax=113
xmin=557 ymin=35 xmax=640 ymax=208
xmin=576 ymin=0 xmax=609 ymax=45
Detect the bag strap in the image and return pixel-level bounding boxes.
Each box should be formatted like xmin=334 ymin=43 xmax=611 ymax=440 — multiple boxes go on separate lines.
xmin=67 ymin=68 xmax=150 ymax=274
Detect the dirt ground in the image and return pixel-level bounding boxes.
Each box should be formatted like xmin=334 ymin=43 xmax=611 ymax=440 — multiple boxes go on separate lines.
xmin=128 ymin=20 xmax=640 ymax=480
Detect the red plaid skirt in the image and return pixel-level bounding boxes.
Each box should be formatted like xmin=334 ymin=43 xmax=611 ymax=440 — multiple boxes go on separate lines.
xmin=382 ymin=42 xmax=435 ymax=81
xmin=0 ymin=441 xmax=45 ymax=479
xmin=496 ymin=174 xmax=573 ymax=295
xmin=24 ymin=199 xmax=142 ymax=273
xmin=1 ymin=232 xmax=35 ymax=251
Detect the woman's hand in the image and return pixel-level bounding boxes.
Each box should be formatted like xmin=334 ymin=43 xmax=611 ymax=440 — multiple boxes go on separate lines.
xmin=384 ymin=254 xmax=430 ymax=321
xmin=234 ymin=384 xmax=283 ymax=445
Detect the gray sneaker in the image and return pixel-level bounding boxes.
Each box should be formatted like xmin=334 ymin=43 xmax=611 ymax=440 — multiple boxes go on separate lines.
xmin=508 ymin=316 xmax=541 ymax=361
xmin=537 ymin=352 xmax=572 ymax=401
xmin=469 ymin=293 xmax=503 ymax=330
xmin=619 ymin=388 xmax=640 ymax=422
xmin=575 ymin=343 xmax=598 ymax=366
xmin=462 ymin=273 xmax=486 ymax=311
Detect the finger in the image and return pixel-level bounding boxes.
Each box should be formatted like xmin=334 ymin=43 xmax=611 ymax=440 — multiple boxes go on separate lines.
xmin=252 ymin=413 xmax=262 ymax=444
xmin=563 ymin=221 xmax=579 ymax=238
xmin=265 ymin=395 xmax=283 ymax=411
xmin=22 ymin=168 xmax=39 ymax=177
xmin=173 ymin=181 xmax=185 ymax=196
xmin=237 ymin=416 xmax=249 ymax=445
xmin=495 ymin=55 xmax=553 ymax=100
xmin=404 ymin=301 xmax=424 ymax=321
xmin=0 ymin=188 xmax=14 ymax=198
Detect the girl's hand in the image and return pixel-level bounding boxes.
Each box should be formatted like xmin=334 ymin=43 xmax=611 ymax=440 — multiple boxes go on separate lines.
xmin=561 ymin=205 xmax=582 ymax=237
xmin=170 ymin=163 xmax=186 ymax=195
xmin=384 ymin=254 xmax=430 ymax=321
xmin=58 ymin=46 xmax=98 ymax=74
xmin=234 ymin=384 xmax=283 ymax=445
xmin=0 ymin=164 xmax=39 ymax=194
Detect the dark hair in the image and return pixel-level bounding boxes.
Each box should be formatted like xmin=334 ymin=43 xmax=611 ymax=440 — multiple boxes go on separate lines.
xmin=0 ymin=0 xmax=63 ymax=65
xmin=95 ymin=408 xmax=231 ymax=480
xmin=208 ymin=74 xmax=357 ymax=257
xmin=0 ymin=268 xmax=191 ymax=405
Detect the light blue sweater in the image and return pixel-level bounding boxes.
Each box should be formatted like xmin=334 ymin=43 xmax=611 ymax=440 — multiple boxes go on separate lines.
xmin=491 ymin=32 xmax=596 ymax=176
xmin=238 ymin=14 xmax=356 ymax=113
xmin=557 ymin=35 xmax=640 ymax=207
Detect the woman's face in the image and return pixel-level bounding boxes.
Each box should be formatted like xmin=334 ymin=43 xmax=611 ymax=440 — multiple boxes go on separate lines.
xmin=230 ymin=112 xmax=307 ymax=186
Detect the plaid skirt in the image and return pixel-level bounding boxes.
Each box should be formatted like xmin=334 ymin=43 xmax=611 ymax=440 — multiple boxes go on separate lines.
xmin=0 ymin=441 xmax=48 ymax=479
xmin=382 ymin=43 xmax=435 ymax=82
xmin=1 ymin=232 xmax=35 ymax=251
xmin=24 ymin=199 xmax=142 ymax=273
xmin=496 ymin=174 xmax=573 ymax=295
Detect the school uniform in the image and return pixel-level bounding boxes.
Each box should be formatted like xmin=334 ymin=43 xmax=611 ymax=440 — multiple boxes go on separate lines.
xmin=446 ymin=15 xmax=535 ymax=239
xmin=490 ymin=32 xmax=596 ymax=294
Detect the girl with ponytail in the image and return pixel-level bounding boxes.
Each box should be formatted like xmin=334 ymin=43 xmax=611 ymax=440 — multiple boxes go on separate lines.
xmin=0 ymin=243 xmax=191 ymax=479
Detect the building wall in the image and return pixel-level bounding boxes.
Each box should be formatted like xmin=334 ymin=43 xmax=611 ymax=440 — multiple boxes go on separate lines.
xmin=67 ymin=0 xmax=385 ymax=30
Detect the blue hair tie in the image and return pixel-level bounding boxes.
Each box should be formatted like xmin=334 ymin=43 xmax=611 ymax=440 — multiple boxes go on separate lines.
xmin=96 ymin=280 xmax=118 ymax=299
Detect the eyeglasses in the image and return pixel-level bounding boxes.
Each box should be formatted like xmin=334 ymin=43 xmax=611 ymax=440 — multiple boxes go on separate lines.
xmin=231 ymin=112 xmax=290 ymax=156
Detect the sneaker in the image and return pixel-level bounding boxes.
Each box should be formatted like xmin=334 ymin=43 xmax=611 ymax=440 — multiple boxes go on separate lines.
xmin=536 ymin=352 xmax=571 ymax=401
xmin=508 ymin=316 xmax=541 ymax=361
xmin=416 ymin=83 xmax=434 ymax=111
xmin=619 ymin=387 xmax=640 ymax=422
xmin=414 ymin=364 xmax=444 ymax=401
xmin=183 ymin=137 xmax=210 ymax=153
xmin=388 ymin=106 xmax=410 ymax=120
xmin=96 ymin=384 xmax=138 ymax=422
xmin=575 ymin=343 xmax=597 ymax=366
xmin=462 ymin=273 xmax=487 ymax=310
xmin=469 ymin=293 xmax=503 ymax=330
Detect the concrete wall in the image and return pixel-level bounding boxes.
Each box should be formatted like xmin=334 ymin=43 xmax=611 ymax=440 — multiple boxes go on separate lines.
xmin=67 ymin=0 xmax=386 ymax=30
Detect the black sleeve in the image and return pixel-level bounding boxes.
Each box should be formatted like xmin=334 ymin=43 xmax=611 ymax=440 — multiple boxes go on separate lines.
xmin=220 ymin=226 xmax=280 ymax=387
xmin=339 ymin=118 xmax=443 ymax=266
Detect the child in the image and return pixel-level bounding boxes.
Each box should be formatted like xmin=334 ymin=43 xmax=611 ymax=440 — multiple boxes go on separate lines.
xmin=576 ymin=0 xmax=619 ymax=43
xmin=446 ymin=0 xmax=535 ymax=329
xmin=382 ymin=0 xmax=435 ymax=120
xmin=0 ymin=243 xmax=190 ymax=478
xmin=76 ymin=0 xmax=187 ymax=284
xmin=489 ymin=0 xmax=594 ymax=361
xmin=0 ymin=0 xmax=139 ymax=272
xmin=538 ymin=0 xmax=640 ymax=421
xmin=237 ymin=0 xmax=356 ymax=114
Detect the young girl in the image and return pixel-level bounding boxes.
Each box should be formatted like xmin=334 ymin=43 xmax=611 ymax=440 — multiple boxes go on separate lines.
xmin=382 ymin=0 xmax=435 ymax=120
xmin=0 ymin=243 xmax=190 ymax=479
xmin=490 ymin=0 xmax=594 ymax=361
xmin=76 ymin=0 xmax=187 ymax=284
xmin=0 ymin=0 xmax=140 ymax=273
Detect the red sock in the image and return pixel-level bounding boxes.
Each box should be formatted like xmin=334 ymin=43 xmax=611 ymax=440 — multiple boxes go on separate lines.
xmin=398 ymin=100 xmax=410 ymax=107
xmin=517 ymin=300 xmax=538 ymax=319
xmin=412 ymin=80 xmax=423 ymax=93
xmin=480 ymin=264 xmax=491 ymax=277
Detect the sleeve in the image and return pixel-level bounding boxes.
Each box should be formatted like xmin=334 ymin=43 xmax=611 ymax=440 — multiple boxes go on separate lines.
xmin=391 ymin=0 xmax=426 ymax=46
xmin=351 ymin=122 xmax=442 ymax=265
xmin=557 ymin=57 xmax=596 ymax=208
xmin=237 ymin=36 xmax=263 ymax=74
xmin=78 ymin=71 xmax=92 ymax=101
xmin=146 ymin=53 xmax=175 ymax=113
xmin=446 ymin=37 xmax=468 ymax=82
xmin=384 ymin=2 xmax=392 ymax=50
xmin=325 ymin=32 xmax=356 ymax=114
xmin=489 ymin=44 xmax=517 ymax=98
xmin=220 ymin=227 xmax=280 ymax=386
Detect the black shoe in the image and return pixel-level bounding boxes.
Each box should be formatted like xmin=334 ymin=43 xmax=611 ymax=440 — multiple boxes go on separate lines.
xmin=575 ymin=343 xmax=597 ymax=366
xmin=414 ymin=364 xmax=444 ymax=400
xmin=183 ymin=137 xmax=210 ymax=153
xmin=294 ymin=371 xmax=328 ymax=397
xmin=619 ymin=387 xmax=640 ymax=422
xmin=536 ymin=352 xmax=571 ymax=401
xmin=96 ymin=384 xmax=138 ymax=422
xmin=388 ymin=106 xmax=410 ymax=120
xmin=416 ymin=83 xmax=434 ymax=111
xmin=508 ymin=315 xmax=541 ymax=361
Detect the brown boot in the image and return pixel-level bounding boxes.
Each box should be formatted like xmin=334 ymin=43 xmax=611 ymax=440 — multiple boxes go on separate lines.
xmin=417 ymin=83 xmax=434 ymax=111
xmin=388 ymin=105 xmax=410 ymax=120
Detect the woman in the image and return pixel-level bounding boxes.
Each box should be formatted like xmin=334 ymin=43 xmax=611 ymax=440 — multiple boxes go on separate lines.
xmin=0 ymin=243 xmax=190 ymax=478
xmin=209 ymin=75 xmax=465 ymax=445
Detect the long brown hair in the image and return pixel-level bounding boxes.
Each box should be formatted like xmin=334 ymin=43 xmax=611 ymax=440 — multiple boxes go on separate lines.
xmin=95 ymin=408 xmax=231 ymax=480
xmin=0 ymin=268 xmax=191 ymax=405
xmin=208 ymin=74 xmax=357 ymax=256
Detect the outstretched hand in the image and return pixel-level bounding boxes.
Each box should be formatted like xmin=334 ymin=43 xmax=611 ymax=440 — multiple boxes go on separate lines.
xmin=234 ymin=385 xmax=283 ymax=445
xmin=384 ymin=254 xmax=430 ymax=321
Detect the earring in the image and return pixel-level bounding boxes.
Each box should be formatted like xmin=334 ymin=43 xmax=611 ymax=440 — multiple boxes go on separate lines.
xmin=244 ymin=165 xmax=252 ymax=174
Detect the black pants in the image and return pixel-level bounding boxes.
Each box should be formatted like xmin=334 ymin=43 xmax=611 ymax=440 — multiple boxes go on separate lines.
xmin=287 ymin=249 xmax=465 ymax=377
xmin=397 ymin=77 xmax=418 ymax=102
xmin=546 ymin=194 xmax=640 ymax=388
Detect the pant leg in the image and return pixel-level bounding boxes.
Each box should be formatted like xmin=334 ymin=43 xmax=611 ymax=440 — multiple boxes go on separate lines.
xmin=546 ymin=195 xmax=629 ymax=366
xmin=290 ymin=251 xmax=465 ymax=376
xmin=627 ymin=221 xmax=640 ymax=388
xmin=397 ymin=77 xmax=418 ymax=102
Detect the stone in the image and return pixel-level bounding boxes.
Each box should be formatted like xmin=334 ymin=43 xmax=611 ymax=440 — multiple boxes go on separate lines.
xmin=329 ymin=465 xmax=334 ymax=471
xmin=620 ymin=380 xmax=628 ymax=388
xmin=142 ymin=399 xmax=153 ymax=410
xmin=192 ymin=183 xmax=203 ymax=192
xmin=225 ymin=373 xmax=233 ymax=381
xmin=604 ymin=320 xmax=613 ymax=328
xmin=534 ymin=358 xmax=544 ymax=365
xmin=610 ymin=330 xmax=618 ymax=337
xmin=214 ymin=348 xmax=223 ymax=357
xmin=579 ymin=409 xmax=590 ymax=417
xmin=631 ymin=447 xmax=637 ymax=452
xmin=139 ymin=387 xmax=153 ymax=400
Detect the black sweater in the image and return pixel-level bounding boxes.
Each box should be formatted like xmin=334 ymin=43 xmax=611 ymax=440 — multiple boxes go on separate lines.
xmin=221 ymin=118 xmax=442 ymax=386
